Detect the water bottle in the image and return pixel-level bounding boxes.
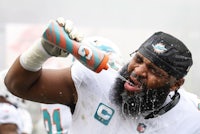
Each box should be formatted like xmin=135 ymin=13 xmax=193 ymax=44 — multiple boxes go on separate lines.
xmin=42 ymin=20 xmax=109 ymax=73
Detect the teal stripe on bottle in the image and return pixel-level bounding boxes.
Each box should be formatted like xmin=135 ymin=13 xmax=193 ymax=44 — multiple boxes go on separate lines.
xmin=54 ymin=24 xmax=60 ymax=45
xmin=65 ymin=35 xmax=73 ymax=53
xmin=93 ymin=50 xmax=101 ymax=68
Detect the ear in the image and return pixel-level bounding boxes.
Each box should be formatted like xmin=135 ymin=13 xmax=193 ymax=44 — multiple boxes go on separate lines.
xmin=170 ymin=78 xmax=185 ymax=91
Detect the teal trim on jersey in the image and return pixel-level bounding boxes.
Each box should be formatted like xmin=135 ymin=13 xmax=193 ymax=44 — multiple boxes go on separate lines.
xmin=42 ymin=109 xmax=63 ymax=134
xmin=94 ymin=103 xmax=115 ymax=125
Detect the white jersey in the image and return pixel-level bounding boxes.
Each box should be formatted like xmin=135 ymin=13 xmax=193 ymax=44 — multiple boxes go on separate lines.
xmin=41 ymin=104 xmax=72 ymax=134
xmin=69 ymin=61 xmax=200 ymax=134
xmin=0 ymin=103 xmax=23 ymax=134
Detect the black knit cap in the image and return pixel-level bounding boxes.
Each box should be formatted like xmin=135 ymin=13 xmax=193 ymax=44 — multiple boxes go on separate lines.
xmin=138 ymin=31 xmax=193 ymax=79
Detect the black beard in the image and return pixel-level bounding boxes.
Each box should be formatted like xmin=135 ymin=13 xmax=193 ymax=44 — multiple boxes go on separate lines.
xmin=109 ymin=63 xmax=170 ymax=118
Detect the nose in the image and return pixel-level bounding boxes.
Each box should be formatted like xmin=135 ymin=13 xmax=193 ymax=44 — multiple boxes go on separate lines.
xmin=133 ymin=63 xmax=147 ymax=78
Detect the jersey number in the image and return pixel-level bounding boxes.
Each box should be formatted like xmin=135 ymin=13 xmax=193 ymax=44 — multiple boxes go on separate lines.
xmin=43 ymin=109 xmax=63 ymax=134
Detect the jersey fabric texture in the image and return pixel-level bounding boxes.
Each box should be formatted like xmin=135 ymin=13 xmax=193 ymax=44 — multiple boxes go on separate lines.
xmin=18 ymin=108 xmax=33 ymax=134
xmin=69 ymin=61 xmax=200 ymax=134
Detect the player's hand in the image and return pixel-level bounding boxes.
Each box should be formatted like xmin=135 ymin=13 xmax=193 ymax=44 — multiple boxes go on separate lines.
xmin=42 ymin=17 xmax=84 ymax=57
xmin=41 ymin=38 xmax=69 ymax=57
xmin=56 ymin=17 xmax=84 ymax=42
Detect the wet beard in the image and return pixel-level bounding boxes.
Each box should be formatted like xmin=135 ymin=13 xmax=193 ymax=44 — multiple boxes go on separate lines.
xmin=109 ymin=63 xmax=170 ymax=118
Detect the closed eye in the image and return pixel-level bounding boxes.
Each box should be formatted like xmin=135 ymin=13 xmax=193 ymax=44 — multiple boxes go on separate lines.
xmin=148 ymin=64 xmax=166 ymax=78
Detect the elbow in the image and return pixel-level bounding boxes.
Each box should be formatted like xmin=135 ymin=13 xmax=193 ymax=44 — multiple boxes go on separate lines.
xmin=4 ymin=75 xmax=26 ymax=98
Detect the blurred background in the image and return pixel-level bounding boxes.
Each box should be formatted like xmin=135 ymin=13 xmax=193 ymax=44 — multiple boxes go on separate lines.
xmin=0 ymin=0 xmax=200 ymax=133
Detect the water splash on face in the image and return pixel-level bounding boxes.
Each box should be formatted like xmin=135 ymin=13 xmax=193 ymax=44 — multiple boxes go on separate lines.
xmin=109 ymin=63 xmax=170 ymax=118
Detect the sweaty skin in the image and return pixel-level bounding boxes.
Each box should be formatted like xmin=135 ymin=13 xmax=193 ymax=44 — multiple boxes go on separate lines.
xmin=5 ymin=57 xmax=77 ymax=110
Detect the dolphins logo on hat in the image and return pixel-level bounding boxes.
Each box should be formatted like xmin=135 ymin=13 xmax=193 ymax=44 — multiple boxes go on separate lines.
xmin=152 ymin=43 xmax=167 ymax=54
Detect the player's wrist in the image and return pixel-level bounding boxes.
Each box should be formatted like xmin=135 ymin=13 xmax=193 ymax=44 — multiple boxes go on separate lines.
xmin=19 ymin=38 xmax=51 ymax=72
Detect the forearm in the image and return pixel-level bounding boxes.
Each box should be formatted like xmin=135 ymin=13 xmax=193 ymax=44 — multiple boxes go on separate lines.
xmin=4 ymin=36 xmax=53 ymax=96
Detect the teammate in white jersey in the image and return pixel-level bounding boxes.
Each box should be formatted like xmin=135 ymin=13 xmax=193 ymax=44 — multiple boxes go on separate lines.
xmin=0 ymin=100 xmax=22 ymax=134
xmin=0 ymin=70 xmax=33 ymax=134
xmin=41 ymin=104 xmax=72 ymax=134
xmin=4 ymin=18 xmax=200 ymax=134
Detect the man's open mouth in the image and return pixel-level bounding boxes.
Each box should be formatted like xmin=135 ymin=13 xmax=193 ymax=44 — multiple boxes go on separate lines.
xmin=124 ymin=73 xmax=143 ymax=92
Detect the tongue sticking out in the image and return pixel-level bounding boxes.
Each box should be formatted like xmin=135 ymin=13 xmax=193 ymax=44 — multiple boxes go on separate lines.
xmin=124 ymin=81 xmax=141 ymax=92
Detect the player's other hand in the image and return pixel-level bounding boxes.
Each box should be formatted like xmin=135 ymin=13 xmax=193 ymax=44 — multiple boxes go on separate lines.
xmin=56 ymin=17 xmax=84 ymax=42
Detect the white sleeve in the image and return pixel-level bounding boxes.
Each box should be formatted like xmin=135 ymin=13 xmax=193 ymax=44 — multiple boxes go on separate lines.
xmin=71 ymin=61 xmax=97 ymax=89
